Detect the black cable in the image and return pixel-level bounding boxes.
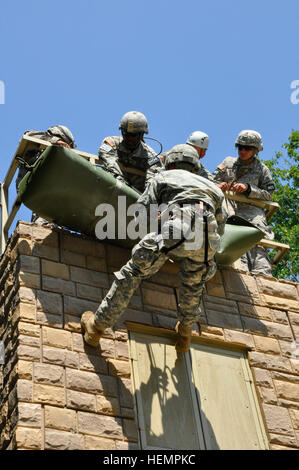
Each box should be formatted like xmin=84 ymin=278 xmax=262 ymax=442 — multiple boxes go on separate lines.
xmin=144 ymin=136 xmax=163 ymax=157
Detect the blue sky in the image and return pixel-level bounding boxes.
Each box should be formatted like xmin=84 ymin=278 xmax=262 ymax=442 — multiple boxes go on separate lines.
xmin=0 ymin=0 xmax=298 ymax=229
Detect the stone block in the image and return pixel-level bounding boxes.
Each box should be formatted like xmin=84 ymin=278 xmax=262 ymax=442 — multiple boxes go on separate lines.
xmin=78 ymin=412 xmax=123 ymax=438
xmin=238 ymin=303 xmax=272 ymax=321
xmin=33 ymin=384 xmax=65 ymax=407
xmin=222 ymin=270 xmax=260 ymax=299
xmin=17 ymin=345 xmax=40 ymax=362
xmin=249 ymin=351 xmax=292 ymax=373
xmin=262 ymin=404 xmax=294 ymax=435
xmin=66 ymin=369 xmax=118 ymax=397
xmin=70 ymin=266 xmax=109 ymax=288
xmin=271 ymin=309 xmax=289 ymax=324
xmin=86 ymin=256 xmax=107 ymax=272
xmin=42 ymin=327 xmax=72 ymax=350
xmin=108 ymin=359 xmax=131 ymax=378
xmin=44 ymin=405 xmax=76 ymax=431
xmin=67 ymin=389 xmax=97 ymax=412
xmin=61 ymin=233 xmax=97 ymax=256
xmin=205 ymin=310 xmax=243 ymax=330
xmin=115 ymin=341 xmax=129 ymax=360
xmin=96 ymin=395 xmax=121 ymax=416
xmin=42 ymin=276 xmax=76 ymax=296
xmin=242 ymin=317 xmax=293 ymax=341
xmin=32 ymin=226 xmax=58 ymax=246
xmin=142 ymin=288 xmax=177 ymax=311
xmin=123 ymin=418 xmax=139 ymax=442
xmin=251 ymin=368 xmax=273 ymax=388
xmin=19 ymin=272 xmax=40 ymax=289
xmin=36 ymin=311 xmax=62 ymax=328
xmin=118 ymin=378 xmax=134 ymax=409
xmin=78 ymin=352 xmax=108 ymax=374
xmin=19 ymin=334 xmax=40 ymax=348
xmin=257 ymin=278 xmax=298 ymax=300
xmin=16 ymin=427 xmax=42 ymax=449
xmin=288 ymin=312 xmax=299 ymax=326
xmin=18 ymin=403 xmax=42 ymax=427
xmin=262 ymin=295 xmax=299 ymax=313
xmin=84 ymin=435 xmax=116 ymax=450
xmin=274 ymin=381 xmax=299 ymax=402
xmin=269 ymin=433 xmax=298 ymax=448
xmin=17 ymin=238 xmax=32 ymax=256
xmin=76 ymin=283 xmax=103 ymax=302
xmin=33 ymin=363 xmax=64 ymax=386
xmin=17 ymin=379 xmax=33 ymax=401
xmin=19 ymin=286 xmax=36 ymax=304
xmin=61 ymin=249 xmax=86 ymax=268
xmin=45 ymin=429 xmax=84 ymax=450
xmin=253 ymin=336 xmax=281 ymax=354
xmin=19 ymin=255 xmax=40 ymax=274
xmin=19 ymin=322 xmax=40 ymax=337
xmin=224 ymin=330 xmax=255 ymax=348
xmin=41 ymin=259 xmax=70 ymax=280
xmin=17 ymin=303 xmax=36 ymax=323
xmin=203 ymin=295 xmax=239 ymax=314
xmin=36 ymin=290 xmax=63 ymax=314
xmin=17 ymin=360 xmax=33 ymax=380
xmin=63 ymin=295 xmax=99 ymax=317
xmin=289 ymin=409 xmax=299 ymax=429
xmin=32 ymin=244 xmax=60 ymax=262
xmin=258 ymin=386 xmax=278 ymax=405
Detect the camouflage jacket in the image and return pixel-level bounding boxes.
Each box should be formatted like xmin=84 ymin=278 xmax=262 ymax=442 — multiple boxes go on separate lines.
xmin=161 ymin=151 xmax=215 ymax=182
xmin=138 ymin=169 xmax=227 ymax=237
xmin=16 ymin=130 xmax=63 ymax=189
xmin=98 ymin=136 xmax=163 ymax=193
xmin=213 ymin=156 xmax=275 ymax=236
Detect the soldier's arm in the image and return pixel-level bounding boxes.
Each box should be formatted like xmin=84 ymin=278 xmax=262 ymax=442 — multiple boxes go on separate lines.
xmin=145 ymin=156 xmax=164 ymax=184
xmin=198 ymin=163 xmax=215 ymax=182
xmin=212 ymin=159 xmax=230 ymax=183
xmin=215 ymin=201 xmax=228 ymax=236
xmin=98 ymin=138 xmax=127 ymax=182
xmin=245 ymin=166 xmax=275 ymax=201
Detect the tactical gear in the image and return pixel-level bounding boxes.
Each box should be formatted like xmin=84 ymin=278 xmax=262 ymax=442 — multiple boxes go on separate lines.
xmin=186 ymin=131 xmax=209 ymax=149
xmin=164 ymin=144 xmax=200 ymax=172
xmin=119 ymin=111 xmax=149 ymax=134
xmin=81 ymin=311 xmax=105 ymax=347
xmin=175 ymin=321 xmax=193 ymax=353
xmin=47 ymin=125 xmax=76 ymax=149
xmin=235 ymin=130 xmax=263 ymax=152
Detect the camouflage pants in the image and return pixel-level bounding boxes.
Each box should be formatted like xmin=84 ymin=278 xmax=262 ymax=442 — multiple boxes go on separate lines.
xmin=95 ymin=205 xmax=217 ymax=329
xmin=240 ymin=245 xmax=272 ymax=276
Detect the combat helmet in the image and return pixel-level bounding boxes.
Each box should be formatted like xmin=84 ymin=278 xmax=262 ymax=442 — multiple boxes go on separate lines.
xmin=164 ymin=144 xmax=200 ymax=172
xmin=186 ymin=131 xmax=209 ymax=149
xmin=235 ymin=130 xmax=263 ymax=152
xmin=47 ymin=125 xmax=76 ymax=149
xmin=119 ymin=111 xmax=149 ymax=134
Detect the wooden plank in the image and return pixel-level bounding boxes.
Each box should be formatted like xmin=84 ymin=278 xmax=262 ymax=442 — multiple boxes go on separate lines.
xmin=191 ymin=344 xmax=269 ymax=450
xmin=224 ymin=191 xmax=279 ymax=221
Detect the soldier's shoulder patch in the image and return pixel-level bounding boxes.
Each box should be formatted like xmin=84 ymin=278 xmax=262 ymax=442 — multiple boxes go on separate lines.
xmin=104 ymin=137 xmax=116 ymax=147
xmin=148 ymin=156 xmax=163 ymax=167
xmin=100 ymin=143 xmax=113 ymax=153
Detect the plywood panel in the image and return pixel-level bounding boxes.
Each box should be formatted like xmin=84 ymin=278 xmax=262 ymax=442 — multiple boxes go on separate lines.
xmin=130 ymin=333 xmax=202 ymax=450
xmin=191 ymin=344 xmax=268 ymax=450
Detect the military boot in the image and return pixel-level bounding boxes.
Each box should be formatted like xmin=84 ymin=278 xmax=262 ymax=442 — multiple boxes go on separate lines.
xmin=175 ymin=321 xmax=193 ymax=353
xmin=81 ymin=311 xmax=105 ymax=347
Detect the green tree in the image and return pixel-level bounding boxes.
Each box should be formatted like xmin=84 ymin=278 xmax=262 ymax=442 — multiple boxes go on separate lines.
xmin=262 ymin=130 xmax=299 ymax=281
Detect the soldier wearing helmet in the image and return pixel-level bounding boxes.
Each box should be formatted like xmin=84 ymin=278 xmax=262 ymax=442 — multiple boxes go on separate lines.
xmin=213 ymin=130 xmax=275 ymax=275
xmin=185 ymin=131 xmax=215 ymax=182
xmin=81 ymin=143 xmax=227 ymax=353
xmin=98 ymin=111 xmax=163 ymax=193
xmin=16 ymin=125 xmax=76 ymax=225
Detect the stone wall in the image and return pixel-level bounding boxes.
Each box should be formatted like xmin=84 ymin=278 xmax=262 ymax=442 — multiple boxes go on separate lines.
xmin=0 ymin=221 xmax=298 ymax=450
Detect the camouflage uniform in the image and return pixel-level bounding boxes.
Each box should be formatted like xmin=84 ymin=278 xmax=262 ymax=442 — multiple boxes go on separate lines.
xmin=98 ymin=136 xmax=163 ymax=193
xmin=213 ymin=156 xmax=275 ymax=275
xmin=94 ymin=169 xmax=227 ymax=330
xmin=161 ymin=150 xmax=214 ymax=182
xmin=16 ymin=127 xmax=76 ymax=225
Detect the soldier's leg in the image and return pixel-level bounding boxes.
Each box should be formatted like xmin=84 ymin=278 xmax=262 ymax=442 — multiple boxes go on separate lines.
xmin=174 ymin=257 xmax=216 ymax=352
xmin=94 ymin=235 xmax=168 ymax=329
xmin=177 ymin=257 xmax=217 ymax=327
xmin=250 ymin=245 xmax=272 ymax=276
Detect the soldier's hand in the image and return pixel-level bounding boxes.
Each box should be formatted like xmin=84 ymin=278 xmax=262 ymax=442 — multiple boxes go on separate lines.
xmin=231 ymin=183 xmax=248 ymax=193
xmin=218 ymin=182 xmax=231 ymax=192
xmin=57 ymin=140 xmax=71 ymax=149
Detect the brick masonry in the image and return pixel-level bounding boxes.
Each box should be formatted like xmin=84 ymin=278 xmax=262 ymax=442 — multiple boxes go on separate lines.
xmin=0 ymin=221 xmax=298 ymax=450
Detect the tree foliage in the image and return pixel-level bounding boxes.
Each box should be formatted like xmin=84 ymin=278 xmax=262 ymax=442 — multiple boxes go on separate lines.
xmin=262 ymin=130 xmax=299 ymax=281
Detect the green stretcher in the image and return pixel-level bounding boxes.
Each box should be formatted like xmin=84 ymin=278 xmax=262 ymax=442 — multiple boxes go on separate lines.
xmin=18 ymin=146 xmax=264 ymax=264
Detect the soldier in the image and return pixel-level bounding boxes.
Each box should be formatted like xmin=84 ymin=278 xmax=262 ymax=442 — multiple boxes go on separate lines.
xmin=16 ymin=125 xmax=76 ymax=224
xmin=186 ymin=131 xmax=215 ymax=182
xmin=213 ymin=130 xmax=275 ymax=275
xmin=98 ymin=111 xmax=163 ymax=193
xmin=81 ymin=144 xmax=227 ymax=353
